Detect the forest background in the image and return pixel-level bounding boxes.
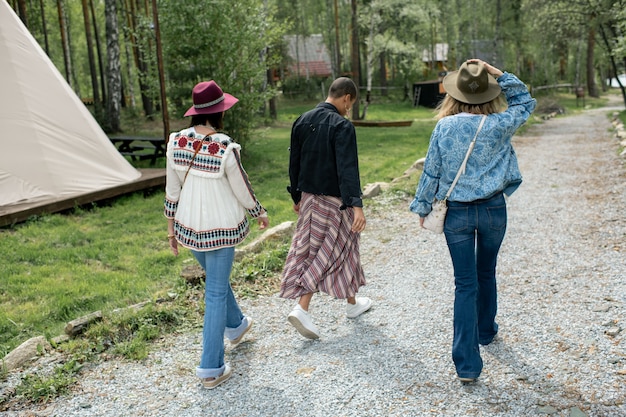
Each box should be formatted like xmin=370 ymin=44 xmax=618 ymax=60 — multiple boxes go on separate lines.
xmin=6 ymin=0 xmax=626 ymax=144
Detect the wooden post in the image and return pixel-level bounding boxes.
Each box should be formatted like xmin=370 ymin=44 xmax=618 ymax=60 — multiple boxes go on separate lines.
xmin=151 ymin=0 xmax=169 ymax=143
xmin=576 ymin=86 xmax=585 ymax=107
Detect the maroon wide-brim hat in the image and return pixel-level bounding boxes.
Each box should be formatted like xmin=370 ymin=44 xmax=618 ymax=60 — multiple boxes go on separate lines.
xmin=184 ymin=80 xmax=239 ymax=117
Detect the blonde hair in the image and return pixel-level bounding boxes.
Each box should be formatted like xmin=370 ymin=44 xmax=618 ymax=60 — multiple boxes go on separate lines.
xmin=435 ymin=94 xmax=506 ymax=120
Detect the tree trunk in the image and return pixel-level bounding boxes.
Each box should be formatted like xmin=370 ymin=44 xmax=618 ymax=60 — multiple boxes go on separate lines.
xmin=81 ymin=0 xmax=101 ymax=117
xmin=586 ymin=24 xmax=598 ymax=98
xmin=16 ymin=0 xmax=27 ymax=26
xmin=597 ymin=22 xmax=626 ymax=107
xmin=56 ymin=0 xmax=72 ymax=86
xmin=333 ymin=0 xmax=341 ymax=76
xmin=512 ymin=0 xmax=522 ymax=75
xmin=151 ymin=0 xmax=170 ymax=140
xmin=379 ymin=52 xmax=387 ymax=97
xmin=266 ymin=47 xmax=277 ymax=120
xmin=125 ymin=0 xmax=155 ymax=120
xmin=492 ymin=0 xmax=501 ymax=66
xmin=575 ymin=26 xmax=584 ymax=87
xmin=64 ymin=311 xmax=102 ymax=336
xmin=105 ymin=0 xmax=122 ymax=133
xmin=39 ymin=0 xmax=50 ymax=55
xmin=90 ymin=0 xmax=107 ymax=105
xmin=362 ymin=11 xmax=375 ymax=120
xmin=350 ymin=0 xmax=360 ymax=120
xmin=123 ymin=37 xmax=136 ymax=108
xmin=118 ymin=0 xmax=135 ymax=109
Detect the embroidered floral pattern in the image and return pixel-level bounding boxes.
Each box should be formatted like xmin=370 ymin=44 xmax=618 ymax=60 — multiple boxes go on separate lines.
xmin=208 ymin=142 xmax=220 ymax=155
xmin=170 ymin=131 xmax=233 ymax=173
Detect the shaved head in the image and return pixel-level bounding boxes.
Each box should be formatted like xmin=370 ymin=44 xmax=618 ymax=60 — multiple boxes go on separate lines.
xmin=328 ymin=77 xmax=358 ymax=100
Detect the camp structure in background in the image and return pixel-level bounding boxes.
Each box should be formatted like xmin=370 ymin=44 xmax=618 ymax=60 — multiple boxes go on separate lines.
xmin=0 ymin=1 xmax=162 ymax=227
xmin=285 ymin=34 xmax=333 ymax=79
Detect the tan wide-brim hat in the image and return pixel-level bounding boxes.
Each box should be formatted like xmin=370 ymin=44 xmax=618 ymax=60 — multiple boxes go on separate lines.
xmin=442 ymin=61 xmax=501 ymax=105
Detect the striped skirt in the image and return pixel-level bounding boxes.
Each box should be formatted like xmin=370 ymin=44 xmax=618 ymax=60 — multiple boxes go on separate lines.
xmin=280 ymin=193 xmax=366 ymax=300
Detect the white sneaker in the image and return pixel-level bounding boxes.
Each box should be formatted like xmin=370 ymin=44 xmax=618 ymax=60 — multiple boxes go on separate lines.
xmin=228 ymin=316 xmax=253 ymax=346
xmin=287 ymin=305 xmax=320 ymax=339
xmin=346 ymin=297 xmax=372 ymax=319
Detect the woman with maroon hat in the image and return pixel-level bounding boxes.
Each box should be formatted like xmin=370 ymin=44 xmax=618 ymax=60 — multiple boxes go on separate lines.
xmin=164 ymin=80 xmax=269 ymax=389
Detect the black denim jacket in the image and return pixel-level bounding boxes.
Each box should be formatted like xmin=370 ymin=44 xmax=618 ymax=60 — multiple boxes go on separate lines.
xmin=288 ymin=102 xmax=363 ymax=209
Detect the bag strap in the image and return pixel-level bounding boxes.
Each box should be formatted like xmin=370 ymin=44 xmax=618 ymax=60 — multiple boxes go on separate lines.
xmin=444 ymin=115 xmax=487 ymax=200
xmin=183 ymin=134 xmax=211 ymax=184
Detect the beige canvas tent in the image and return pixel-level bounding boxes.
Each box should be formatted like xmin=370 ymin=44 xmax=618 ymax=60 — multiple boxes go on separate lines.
xmin=0 ymin=1 xmax=141 ymax=209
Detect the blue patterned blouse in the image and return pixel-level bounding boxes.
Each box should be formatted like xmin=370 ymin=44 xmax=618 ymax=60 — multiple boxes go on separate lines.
xmin=409 ymin=72 xmax=537 ymax=217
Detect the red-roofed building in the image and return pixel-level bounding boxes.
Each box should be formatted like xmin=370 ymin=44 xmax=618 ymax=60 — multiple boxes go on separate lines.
xmin=285 ymin=34 xmax=333 ymax=79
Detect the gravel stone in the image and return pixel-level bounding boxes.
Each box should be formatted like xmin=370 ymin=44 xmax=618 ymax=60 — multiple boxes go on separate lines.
xmin=1 ymin=101 xmax=625 ymax=417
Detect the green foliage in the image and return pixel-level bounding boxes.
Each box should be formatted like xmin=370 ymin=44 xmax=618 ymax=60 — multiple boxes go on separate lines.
xmin=534 ymin=90 xmax=609 ymax=114
xmin=14 ymin=359 xmax=80 ymax=403
xmin=9 ymin=302 xmax=185 ymax=404
xmin=109 ymin=305 xmax=182 ymax=344
xmin=106 ymin=306 xmax=174 ymax=360
xmin=614 ymin=6 xmax=626 ymax=57
xmin=281 ymin=76 xmax=333 ymax=101
xmin=159 ymin=0 xmax=287 ymax=145
xmin=231 ymin=238 xmax=292 ymax=298
xmin=13 ymin=0 xmax=626 ymax=134
xmin=0 ymin=361 xmax=7 ymax=383
xmin=359 ymin=1 xmax=435 ymax=84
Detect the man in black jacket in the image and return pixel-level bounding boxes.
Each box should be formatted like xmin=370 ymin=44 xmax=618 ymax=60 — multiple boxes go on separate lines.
xmin=280 ymin=77 xmax=373 ymax=340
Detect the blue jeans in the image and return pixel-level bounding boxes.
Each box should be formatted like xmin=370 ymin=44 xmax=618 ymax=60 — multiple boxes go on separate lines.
xmin=191 ymin=247 xmax=244 ymax=379
xmin=444 ymin=192 xmax=506 ymax=379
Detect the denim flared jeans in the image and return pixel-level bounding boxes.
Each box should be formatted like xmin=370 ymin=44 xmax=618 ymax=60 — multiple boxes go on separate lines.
xmin=444 ymin=192 xmax=506 ymax=379
xmin=192 ymin=247 xmax=245 ymax=379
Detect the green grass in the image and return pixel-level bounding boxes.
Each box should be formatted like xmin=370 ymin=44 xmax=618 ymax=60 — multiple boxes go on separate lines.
xmin=532 ymin=90 xmax=610 ymax=114
xmin=14 ymin=359 xmax=81 ymax=402
xmin=0 ymin=193 xmax=185 ymax=356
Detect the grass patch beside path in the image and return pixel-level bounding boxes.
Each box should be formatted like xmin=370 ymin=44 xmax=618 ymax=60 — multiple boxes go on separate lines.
xmin=0 ymin=192 xmax=185 ymax=356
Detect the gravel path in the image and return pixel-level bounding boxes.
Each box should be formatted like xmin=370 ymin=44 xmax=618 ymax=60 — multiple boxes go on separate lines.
xmin=2 ymin=102 xmax=625 ymax=417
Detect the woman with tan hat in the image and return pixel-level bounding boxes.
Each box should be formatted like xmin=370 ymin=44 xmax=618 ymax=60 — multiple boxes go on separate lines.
xmin=410 ymin=59 xmax=536 ymax=383
xmin=164 ymin=80 xmax=269 ymax=389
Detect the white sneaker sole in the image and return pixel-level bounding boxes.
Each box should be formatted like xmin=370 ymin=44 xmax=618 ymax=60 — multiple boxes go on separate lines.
xmin=458 ymin=377 xmax=476 ymax=384
xmin=346 ymin=300 xmax=373 ymax=319
xmin=201 ymin=365 xmax=232 ymax=389
xmin=287 ymin=315 xmax=320 ymax=339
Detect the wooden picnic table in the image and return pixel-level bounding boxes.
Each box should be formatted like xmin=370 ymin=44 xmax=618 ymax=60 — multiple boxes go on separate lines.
xmin=109 ymin=136 xmax=166 ymax=166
